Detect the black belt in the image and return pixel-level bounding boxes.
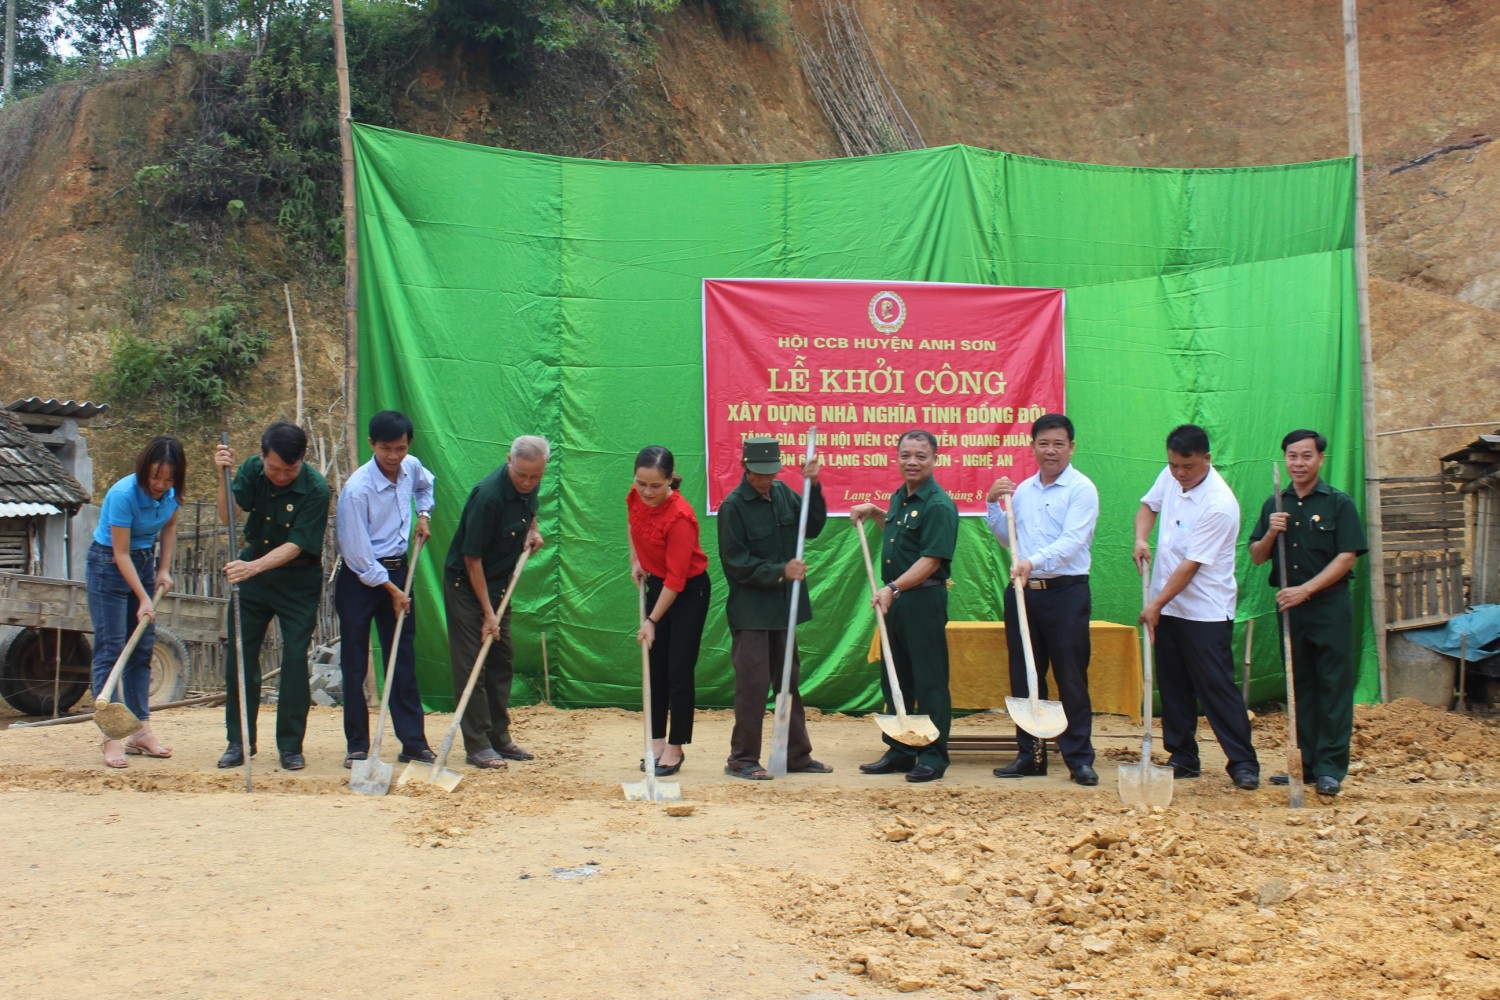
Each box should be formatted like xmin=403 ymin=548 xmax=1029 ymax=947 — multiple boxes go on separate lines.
xmin=886 ymin=578 xmax=947 ymax=590
xmin=1026 ymin=574 xmax=1087 ymax=591
xmin=285 ymin=555 xmax=321 ymax=569
xmin=377 ymin=555 xmax=408 ymax=571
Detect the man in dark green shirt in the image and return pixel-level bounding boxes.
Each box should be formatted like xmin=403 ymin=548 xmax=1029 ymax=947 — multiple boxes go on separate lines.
xmin=214 ymin=421 xmax=331 ymax=771
xmin=718 ymin=436 xmax=830 ymax=780
xmin=444 ymin=435 xmax=547 ymax=770
xmin=850 ymin=430 xmax=960 ymax=782
xmin=1248 ymin=429 xmax=1368 ymax=797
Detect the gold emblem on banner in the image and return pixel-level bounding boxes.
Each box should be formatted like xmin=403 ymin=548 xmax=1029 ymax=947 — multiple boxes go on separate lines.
xmin=869 ymin=291 xmax=907 ymax=334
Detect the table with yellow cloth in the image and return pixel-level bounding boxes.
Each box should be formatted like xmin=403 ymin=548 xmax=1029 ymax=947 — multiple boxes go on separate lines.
xmin=868 ymin=620 xmax=1143 ymax=741
xmin=946 ymin=620 xmax=1143 ymax=722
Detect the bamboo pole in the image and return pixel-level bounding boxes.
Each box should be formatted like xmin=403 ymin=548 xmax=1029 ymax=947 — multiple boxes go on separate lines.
xmin=1342 ymin=0 xmax=1390 ymax=701
xmin=332 ymin=0 xmax=358 ymax=474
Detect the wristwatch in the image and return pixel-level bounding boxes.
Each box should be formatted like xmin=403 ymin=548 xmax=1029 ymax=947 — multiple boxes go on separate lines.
xmin=417 ymin=510 xmax=431 ymax=519
xmin=888 ymin=583 xmax=901 ymax=599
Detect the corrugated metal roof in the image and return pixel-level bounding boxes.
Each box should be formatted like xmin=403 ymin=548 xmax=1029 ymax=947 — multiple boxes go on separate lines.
xmin=0 ymin=502 xmax=62 ymax=517
xmin=3 ymin=397 xmax=111 ymax=419
xmin=0 ymin=410 xmax=89 ymax=510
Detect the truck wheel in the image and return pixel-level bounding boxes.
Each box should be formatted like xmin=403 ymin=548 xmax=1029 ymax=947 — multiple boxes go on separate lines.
xmin=0 ymin=626 xmax=92 ymax=717
xmin=148 ymin=626 xmax=189 ymax=706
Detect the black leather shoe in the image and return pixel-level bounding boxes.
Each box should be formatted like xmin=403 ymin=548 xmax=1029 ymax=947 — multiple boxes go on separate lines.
xmin=859 ymin=754 xmax=915 ymax=775
xmin=1232 ymin=769 xmax=1260 ymax=791
xmin=1315 ymin=775 xmax=1342 ymax=796
xmin=1268 ymin=773 xmax=1314 ymax=786
xmin=279 ymin=752 xmax=306 ymax=771
xmin=1170 ymin=763 xmax=1201 ymax=779
xmin=905 ymin=763 xmax=943 ymax=783
xmin=654 ymin=752 xmax=684 ymax=777
xmin=993 ymin=753 xmax=1047 ymax=778
xmin=216 ymin=743 xmax=256 ymax=768
xmin=397 ymin=749 xmax=436 ymax=764
xmin=1070 ymin=764 xmax=1099 ymax=786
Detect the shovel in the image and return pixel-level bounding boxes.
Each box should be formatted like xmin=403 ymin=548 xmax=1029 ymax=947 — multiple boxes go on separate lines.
xmin=767 ymin=426 xmax=816 ymax=777
xmin=1117 ymin=564 xmax=1174 ymax=808
xmin=623 ymin=581 xmax=683 ymax=802
xmin=93 ymin=583 xmax=168 ymax=740
xmin=348 ymin=534 xmax=424 ymax=796
xmin=1001 ymin=495 xmax=1068 ymax=740
xmin=221 ymin=432 xmax=253 ymax=794
xmin=853 ymin=518 xmax=938 ymax=747
xmin=1273 ymin=464 xmax=1305 ymax=808
xmin=399 ymin=547 xmax=531 ymax=792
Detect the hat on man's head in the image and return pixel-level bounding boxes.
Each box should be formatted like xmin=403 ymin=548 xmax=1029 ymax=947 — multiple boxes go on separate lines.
xmin=742 ymin=436 xmax=782 ymax=475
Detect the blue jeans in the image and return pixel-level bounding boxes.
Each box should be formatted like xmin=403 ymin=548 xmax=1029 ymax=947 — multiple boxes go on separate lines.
xmin=86 ymin=542 xmax=157 ymax=721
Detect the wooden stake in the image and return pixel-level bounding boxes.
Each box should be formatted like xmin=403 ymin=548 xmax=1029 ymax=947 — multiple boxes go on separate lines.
xmin=1342 ymin=0 xmax=1390 ymax=701
xmin=331 ymin=0 xmax=359 ymax=475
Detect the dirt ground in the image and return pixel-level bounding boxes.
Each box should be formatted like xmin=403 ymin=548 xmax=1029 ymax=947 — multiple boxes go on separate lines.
xmin=3 ymin=698 xmax=1499 ymax=999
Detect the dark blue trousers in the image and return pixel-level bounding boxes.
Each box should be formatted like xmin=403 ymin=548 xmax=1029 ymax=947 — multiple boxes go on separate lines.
xmin=1003 ymin=581 xmax=1095 ymax=769
xmin=335 ymin=562 xmax=430 ymax=756
xmin=1155 ymin=615 xmax=1259 ymax=776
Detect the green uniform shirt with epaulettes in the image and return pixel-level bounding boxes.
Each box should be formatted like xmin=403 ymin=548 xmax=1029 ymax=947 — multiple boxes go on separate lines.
xmin=231 ymin=455 xmax=330 ymax=564
xmin=1249 ymin=480 xmax=1368 ymax=589
xmin=881 ymin=477 xmax=959 ymax=582
xmin=718 ymin=477 xmax=828 ymax=631
xmin=444 ymin=464 xmax=537 ymax=596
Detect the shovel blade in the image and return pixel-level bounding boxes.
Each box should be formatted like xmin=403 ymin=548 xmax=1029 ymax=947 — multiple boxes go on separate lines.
xmin=765 ymin=692 xmax=793 ymax=777
xmin=874 ymin=712 xmax=939 ymax=747
xmin=396 ymin=760 xmax=462 ymax=792
xmin=94 ymin=702 xmax=143 ymax=741
xmin=622 ymin=778 xmax=682 ymax=802
xmin=1005 ymin=696 xmax=1067 ymax=740
xmin=1117 ymin=762 xmax=1174 ymax=809
xmin=347 ymin=758 xmax=394 ymax=796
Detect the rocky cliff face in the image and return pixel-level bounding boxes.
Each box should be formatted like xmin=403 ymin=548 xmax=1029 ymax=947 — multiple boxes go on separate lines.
xmin=1 ymin=0 xmax=1495 ymax=482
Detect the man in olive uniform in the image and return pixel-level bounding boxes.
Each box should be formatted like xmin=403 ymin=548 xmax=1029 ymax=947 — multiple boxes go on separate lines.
xmin=851 ymin=429 xmax=960 ymax=783
xmin=445 ymin=435 xmax=547 ymax=770
xmin=718 ymin=436 xmax=830 ymax=780
xmin=215 ymin=422 xmax=331 ymax=771
xmin=1248 ymin=429 xmax=1367 ymax=797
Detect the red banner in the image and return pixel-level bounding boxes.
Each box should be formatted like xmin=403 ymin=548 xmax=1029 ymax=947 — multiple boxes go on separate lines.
xmin=703 ymin=278 xmax=1065 ymax=515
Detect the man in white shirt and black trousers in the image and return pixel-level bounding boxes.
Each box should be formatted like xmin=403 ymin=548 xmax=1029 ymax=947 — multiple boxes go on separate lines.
xmin=985 ymin=413 xmax=1101 ymax=786
xmin=1133 ymin=424 xmax=1259 ymax=791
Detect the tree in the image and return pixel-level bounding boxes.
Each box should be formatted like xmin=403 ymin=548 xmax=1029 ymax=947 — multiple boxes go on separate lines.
xmin=3 ymin=0 xmax=63 ymax=98
xmin=60 ymin=0 xmax=161 ymax=60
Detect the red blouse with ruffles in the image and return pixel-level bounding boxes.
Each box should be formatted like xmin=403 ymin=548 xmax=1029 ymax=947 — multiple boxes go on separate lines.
xmin=627 ymin=488 xmax=708 ymax=592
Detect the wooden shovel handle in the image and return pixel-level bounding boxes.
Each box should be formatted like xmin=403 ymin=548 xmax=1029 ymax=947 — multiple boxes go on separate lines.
xmin=94 ymin=583 xmax=168 ymax=710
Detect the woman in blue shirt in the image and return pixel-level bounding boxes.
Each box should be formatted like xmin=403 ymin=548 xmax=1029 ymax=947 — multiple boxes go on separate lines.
xmin=87 ymin=436 xmax=184 ymax=767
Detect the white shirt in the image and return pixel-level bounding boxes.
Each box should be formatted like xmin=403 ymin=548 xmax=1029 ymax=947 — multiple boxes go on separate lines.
xmin=985 ymin=463 xmax=1098 ymax=577
xmin=336 ymin=455 xmax=437 ymax=588
xmin=1140 ymin=464 xmax=1239 ymax=621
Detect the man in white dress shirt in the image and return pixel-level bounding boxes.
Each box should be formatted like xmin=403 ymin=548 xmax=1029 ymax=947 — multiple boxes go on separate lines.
xmin=334 ymin=410 xmax=436 ymax=768
xmin=1133 ymin=424 xmax=1259 ymax=791
xmin=985 ymin=413 xmax=1101 ymax=785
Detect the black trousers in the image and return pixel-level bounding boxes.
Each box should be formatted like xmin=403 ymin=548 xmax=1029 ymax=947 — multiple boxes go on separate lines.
xmin=645 ymin=572 xmax=711 ymax=746
xmin=334 ymin=562 xmax=430 ymax=756
xmin=1155 ymin=615 xmax=1259 ymax=776
xmin=1003 ymin=581 xmax=1095 ymax=769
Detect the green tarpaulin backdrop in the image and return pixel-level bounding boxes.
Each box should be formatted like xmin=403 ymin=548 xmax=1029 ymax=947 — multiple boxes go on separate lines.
xmin=351 ymin=123 xmax=1376 ymax=713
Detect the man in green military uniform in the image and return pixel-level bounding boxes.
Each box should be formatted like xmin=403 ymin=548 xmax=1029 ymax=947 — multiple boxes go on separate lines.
xmin=1248 ymin=429 xmax=1368 ymax=797
xmin=851 ymin=429 xmax=960 ymax=783
xmin=718 ymin=436 xmax=830 ymax=780
xmin=214 ymin=421 xmax=331 ymax=771
xmin=445 ymin=435 xmax=547 ymax=770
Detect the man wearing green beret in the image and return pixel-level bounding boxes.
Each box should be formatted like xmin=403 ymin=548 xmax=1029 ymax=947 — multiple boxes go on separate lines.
xmin=717 ymin=436 xmax=831 ymax=780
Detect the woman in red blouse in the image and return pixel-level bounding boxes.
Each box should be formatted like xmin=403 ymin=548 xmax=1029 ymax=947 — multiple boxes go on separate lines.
xmin=627 ymin=445 xmax=711 ymax=776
